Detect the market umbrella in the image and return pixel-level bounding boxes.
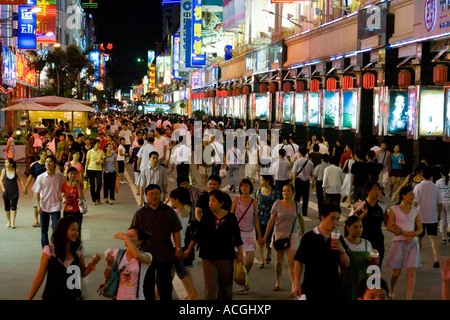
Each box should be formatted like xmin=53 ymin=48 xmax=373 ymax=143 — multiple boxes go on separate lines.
xmin=2 ymin=101 xmax=51 ymax=111
xmin=10 ymin=96 xmax=92 ymax=106
xmin=49 ymin=101 xmax=96 ymax=112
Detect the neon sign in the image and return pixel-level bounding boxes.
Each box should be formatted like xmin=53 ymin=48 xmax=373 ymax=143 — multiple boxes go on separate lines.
xmin=18 ymin=0 xmax=37 ymax=49
xmin=191 ymin=0 xmax=206 ymax=66
xmin=17 ymin=51 xmax=37 ymax=86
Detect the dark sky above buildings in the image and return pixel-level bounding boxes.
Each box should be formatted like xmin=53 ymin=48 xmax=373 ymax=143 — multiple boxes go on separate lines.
xmin=88 ymin=0 xmax=163 ymax=91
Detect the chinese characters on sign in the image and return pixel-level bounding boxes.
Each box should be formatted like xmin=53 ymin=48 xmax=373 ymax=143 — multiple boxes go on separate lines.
xmin=172 ymin=35 xmax=182 ymax=80
xmin=16 ymin=51 xmax=37 ymax=86
xmin=18 ymin=0 xmax=37 ymax=49
xmin=191 ymin=0 xmax=206 ymax=66
xmin=2 ymin=44 xmax=17 ymax=88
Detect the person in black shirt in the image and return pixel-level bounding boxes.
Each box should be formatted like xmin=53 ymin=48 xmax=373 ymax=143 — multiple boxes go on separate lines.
xmin=195 ymin=175 xmax=232 ymax=221
xmin=185 ymin=189 xmax=243 ymax=300
xmin=366 ymin=150 xmax=380 ymax=182
xmin=351 ymin=150 xmax=370 ymax=202
xmin=292 ymin=203 xmax=350 ymax=300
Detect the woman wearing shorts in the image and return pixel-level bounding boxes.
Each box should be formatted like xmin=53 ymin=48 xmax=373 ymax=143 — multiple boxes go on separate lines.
xmin=230 ymin=179 xmax=262 ymax=295
xmin=389 ymin=145 xmax=405 ymax=197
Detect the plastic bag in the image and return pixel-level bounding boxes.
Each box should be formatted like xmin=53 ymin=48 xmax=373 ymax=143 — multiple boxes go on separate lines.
xmin=234 ymin=262 xmax=248 ymax=286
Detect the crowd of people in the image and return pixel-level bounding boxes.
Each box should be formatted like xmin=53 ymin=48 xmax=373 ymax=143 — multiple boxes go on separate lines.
xmin=2 ymin=112 xmax=449 ymax=301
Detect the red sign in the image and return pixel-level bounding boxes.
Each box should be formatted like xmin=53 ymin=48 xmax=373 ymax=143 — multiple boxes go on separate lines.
xmin=0 ymin=0 xmax=27 ymax=4
xmin=16 ymin=52 xmax=37 ymax=87
xmin=36 ymin=0 xmax=57 ymax=43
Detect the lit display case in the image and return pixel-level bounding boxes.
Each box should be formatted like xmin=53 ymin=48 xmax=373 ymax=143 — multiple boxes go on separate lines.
xmin=307 ymin=91 xmax=321 ymax=126
xmin=322 ymin=90 xmax=340 ymax=128
xmin=255 ymin=93 xmax=270 ymax=120
xmin=418 ymin=88 xmax=444 ymax=137
xmin=340 ymin=89 xmax=360 ymax=132
xmin=294 ymin=92 xmax=307 ymax=124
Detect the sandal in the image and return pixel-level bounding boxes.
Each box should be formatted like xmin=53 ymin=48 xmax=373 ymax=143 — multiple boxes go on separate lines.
xmin=266 ymin=257 xmax=271 ymax=264
xmin=237 ymin=288 xmax=246 ymax=295
xmin=259 ymin=263 xmax=264 ymax=269
xmin=32 ymin=222 xmax=40 ymax=228
xmin=273 ymin=285 xmax=280 ymax=292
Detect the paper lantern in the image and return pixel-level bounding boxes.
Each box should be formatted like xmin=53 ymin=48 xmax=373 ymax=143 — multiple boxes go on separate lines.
xmin=398 ymin=70 xmax=411 ymax=89
xmin=341 ymin=75 xmax=354 ymax=91
xmin=326 ymin=78 xmax=338 ymax=92
xmin=310 ymin=79 xmax=321 ymax=92
xmin=269 ymin=83 xmax=277 ymax=94
xmin=221 ymin=90 xmax=227 ymax=97
xmin=433 ymin=64 xmax=448 ymax=85
xmin=363 ymin=73 xmax=376 ymax=90
xmin=260 ymin=83 xmax=267 ymax=93
xmin=283 ymin=82 xmax=292 ymax=93
xmin=227 ymin=89 xmax=233 ymax=97
xmin=295 ymin=81 xmax=305 ymax=93
xmin=236 ymin=88 xmax=242 ymax=95
xmin=243 ymin=86 xmax=250 ymax=95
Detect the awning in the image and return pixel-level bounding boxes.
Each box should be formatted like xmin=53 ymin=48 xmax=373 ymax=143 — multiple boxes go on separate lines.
xmin=2 ymin=101 xmax=51 ymax=111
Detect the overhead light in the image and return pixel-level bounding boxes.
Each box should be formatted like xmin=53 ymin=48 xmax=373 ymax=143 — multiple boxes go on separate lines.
xmin=29 ymin=6 xmax=42 ymax=13
xmin=45 ymin=32 xmax=54 ymax=37
xmin=53 ymin=43 xmax=61 ymax=48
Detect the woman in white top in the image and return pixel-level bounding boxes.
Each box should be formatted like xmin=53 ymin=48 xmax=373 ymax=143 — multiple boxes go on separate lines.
xmin=263 ymin=184 xmax=305 ymax=292
xmin=386 ymin=186 xmax=423 ymax=300
xmin=436 ymin=167 xmax=450 ymax=244
xmin=103 ymin=227 xmax=152 ymax=300
xmin=244 ymin=136 xmax=259 ymax=184
xmin=341 ymin=155 xmax=355 ymax=208
xmin=226 ymin=139 xmax=241 ymax=193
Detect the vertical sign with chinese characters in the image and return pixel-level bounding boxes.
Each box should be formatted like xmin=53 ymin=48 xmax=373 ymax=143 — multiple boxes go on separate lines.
xmin=36 ymin=0 xmax=57 ymax=44
xmin=191 ymin=0 xmax=206 ymax=66
xmin=172 ymin=34 xmax=182 ymax=80
xmin=180 ymin=0 xmax=192 ymax=71
xmin=18 ymin=0 xmax=37 ymax=49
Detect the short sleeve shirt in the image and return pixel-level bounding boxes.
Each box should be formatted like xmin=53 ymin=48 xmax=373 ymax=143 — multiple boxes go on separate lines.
xmin=86 ymin=149 xmax=105 ymax=171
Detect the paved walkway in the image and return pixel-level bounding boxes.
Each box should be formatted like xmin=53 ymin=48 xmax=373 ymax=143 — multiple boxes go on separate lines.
xmin=0 ymin=162 xmax=448 ymax=300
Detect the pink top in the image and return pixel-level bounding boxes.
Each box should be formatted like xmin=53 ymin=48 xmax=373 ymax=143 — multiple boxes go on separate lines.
xmin=235 ymin=196 xmax=255 ymax=233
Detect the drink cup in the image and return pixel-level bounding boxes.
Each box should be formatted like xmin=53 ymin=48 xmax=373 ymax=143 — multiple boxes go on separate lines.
xmin=370 ymin=250 xmax=379 ymax=265
xmin=331 ymin=230 xmax=340 ymax=248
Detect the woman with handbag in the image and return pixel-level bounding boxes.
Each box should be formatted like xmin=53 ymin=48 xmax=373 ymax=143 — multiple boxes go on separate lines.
xmin=101 ymin=227 xmax=152 ymax=300
xmin=28 ymin=215 xmax=101 ymax=300
xmin=230 ymin=179 xmax=262 ymax=295
xmin=263 ymin=184 xmax=304 ymax=292
xmin=61 ymin=167 xmax=85 ymax=234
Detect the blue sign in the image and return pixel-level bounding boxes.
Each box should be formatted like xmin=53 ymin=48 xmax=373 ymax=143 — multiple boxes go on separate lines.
xmin=18 ymin=4 xmax=37 ymax=50
xmin=172 ymin=35 xmax=183 ymax=80
xmin=2 ymin=44 xmax=17 ymax=88
xmin=191 ymin=0 xmax=206 ymax=66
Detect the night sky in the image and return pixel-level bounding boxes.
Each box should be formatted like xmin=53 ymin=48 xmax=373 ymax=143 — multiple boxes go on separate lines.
xmin=88 ymin=0 xmax=163 ymax=92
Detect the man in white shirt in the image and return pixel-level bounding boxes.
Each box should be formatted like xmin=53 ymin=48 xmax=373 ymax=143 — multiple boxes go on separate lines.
xmin=292 ymin=147 xmax=315 ymax=217
xmin=414 ymin=167 xmax=443 ymax=268
xmin=274 ymin=149 xmax=292 ymax=199
xmin=137 ymin=136 xmax=158 ymax=172
xmin=170 ymin=136 xmax=192 ymax=179
xmin=317 ymin=137 xmax=329 ymax=155
xmin=138 ymin=151 xmax=168 ymax=204
xmin=209 ymin=135 xmax=224 ymax=176
xmin=312 ymin=154 xmax=330 ymax=215
xmin=31 ymin=155 xmax=66 ymax=248
xmin=118 ymin=123 xmax=133 ymax=160
xmin=154 ymin=128 xmax=169 ymax=166
xmin=322 ymin=156 xmax=343 ymax=208
xmin=109 ymin=120 xmax=118 ymax=135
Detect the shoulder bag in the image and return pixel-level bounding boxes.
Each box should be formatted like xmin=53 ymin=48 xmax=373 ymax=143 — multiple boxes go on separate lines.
xmin=97 ymin=249 xmax=126 ymax=299
xmin=78 ymin=198 xmax=88 ymax=214
xmin=273 ymin=202 xmax=298 ymax=251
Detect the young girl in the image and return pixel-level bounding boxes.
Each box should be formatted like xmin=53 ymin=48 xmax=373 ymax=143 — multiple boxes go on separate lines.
xmin=1 ymin=159 xmax=26 ymax=228
xmin=169 ymin=187 xmax=198 ymax=300
xmin=117 ymin=137 xmax=127 ymax=184
xmin=230 ymin=179 xmax=262 ymax=295
xmin=61 ymin=167 xmax=85 ymax=232
xmin=64 ymin=149 xmax=83 ymax=182
xmin=263 ymin=184 xmax=304 ymax=292
xmin=103 ymin=227 xmax=152 ymax=300
xmin=340 ymin=215 xmax=377 ymax=300
xmin=386 ymin=186 xmax=423 ymax=300
xmin=27 ymin=215 xmax=101 ymax=300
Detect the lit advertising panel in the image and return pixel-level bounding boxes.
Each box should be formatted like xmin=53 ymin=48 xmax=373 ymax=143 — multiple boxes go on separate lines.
xmin=255 ymin=93 xmax=268 ymax=120
xmin=407 ymin=86 xmax=418 ymax=139
xmin=0 ymin=1 xmax=27 ymax=4
xmin=323 ymin=90 xmax=340 ymax=128
xmin=171 ymin=35 xmax=182 ymax=80
xmin=191 ymin=0 xmax=206 ymax=66
xmin=36 ymin=0 xmax=57 ymax=43
xmin=88 ymin=50 xmax=103 ymax=90
xmin=16 ymin=51 xmax=37 ymax=86
xmin=341 ymin=90 xmax=359 ymax=130
xmin=373 ymin=87 xmax=382 ymax=135
xmin=308 ymin=91 xmax=320 ymax=126
xmin=2 ymin=43 xmax=17 ymax=88
xmin=388 ymin=89 xmax=408 ymax=135
xmin=283 ymin=92 xmax=294 ymax=124
xmin=419 ymin=89 xmax=444 ymax=137
xmin=445 ymin=87 xmax=450 ymax=142
xmin=233 ymin=96 xmax=240 ymax=118
xmin=295 ymin=92 xmax=306 ymax=124
xmin=18 ymin=1 xmax=37 ymax=50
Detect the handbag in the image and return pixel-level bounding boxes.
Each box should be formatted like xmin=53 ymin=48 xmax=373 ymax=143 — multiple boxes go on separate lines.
xmin=189 ymin=174 xmax=197 ymax=186
xmin=273 ymin=202 xmax=298 ymax=251
xmin=97 ymin=249 xmax=126 ymax=299
xmin=234 ymin=262 xmax=248 ymax=286
xmin=219 ymin=168 xmax=227 ymax=178
xmin=378 ymin=151 xmax=387 ymax=173
xmin=83 ymin=178 xmax=90 ymax=190
xmin=78 ymin=198 xmax=88 ymax=214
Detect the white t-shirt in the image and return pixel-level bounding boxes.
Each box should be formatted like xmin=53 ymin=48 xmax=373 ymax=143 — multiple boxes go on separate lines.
xmin=414 ymin=180 xmax=443 ymax=223
xmin=137 ymin=144 xmax=158 ymax=171
xmin=117 ymin=145 xmax=126 ymax=161
xmin=119 ymin=129 xmax=133 ymax=145
xmin=154 ymin=136 xmax=169 ymax=160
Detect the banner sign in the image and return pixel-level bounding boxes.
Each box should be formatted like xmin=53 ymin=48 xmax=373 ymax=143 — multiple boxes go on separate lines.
xmin=191 ymin=0 xmax=206 ymax=66
xmin=16 ymin=51 xmax=37 ymax=86
xmin=172 ymin=34 xmax=182 ymax=80
xmin=0 ymin=0 xmax=27 ymax=4
xmin=36 ymin=0 xmax=57 ymax=43
xmin=18 ymin=1 xmax=37 ymax=50
xmin=180 ymin=0 xmax=192 ymax=71
xmin=2 ymin=43 xmax=17 ymax=88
